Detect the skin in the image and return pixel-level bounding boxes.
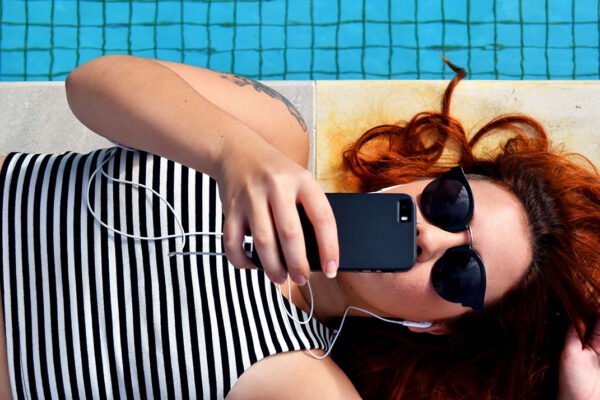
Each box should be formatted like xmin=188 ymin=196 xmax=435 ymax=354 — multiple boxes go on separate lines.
xmin=0 ymin=56 xmax=596 ymax=398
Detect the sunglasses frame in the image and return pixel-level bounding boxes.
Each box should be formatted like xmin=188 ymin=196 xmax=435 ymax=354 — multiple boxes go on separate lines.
xmin=422 ymin=167 xmax=486 ymax=311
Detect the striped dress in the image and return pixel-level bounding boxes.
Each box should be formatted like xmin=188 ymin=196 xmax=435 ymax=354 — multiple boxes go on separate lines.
xmin=0 ymin=148 xmax=332 ymax=400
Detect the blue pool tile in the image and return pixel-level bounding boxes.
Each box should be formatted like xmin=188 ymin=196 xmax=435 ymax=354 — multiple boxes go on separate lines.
xmin=286 ymin=71 xmax=310 ymax=79
xmin=80 ymin=26 xmax=103 ymax=49
xmin=548 ymin=24 xmax=574 ymax=47
xmin=26 ymin=49 xmax=51 ymax=77
xmin=287 ymin=0 xmax=311 ymax=24
xmin=341 ymin=0 xmax=363 ymax=21
xmin=468 ymin=0 xmax=494 ymax=23
xmin=497 ymin=47 xmax=522 ymax=77
xmin=469 ymin=48 xmax=495 ymax=77
xmin=496 ymin=1 xmax=519 ymax=22
xmin=391 ymin=47 xmax=417 ymax=75
xmin=313 ymin=1 xmax=338 ymax=24
xmin=314 ymin=25 xmax=336 ymax=48
xmin=286 ymin=25 xmax=312 ymax=48
xmin=130 ymin=25 xmax=155 ymax=51
xmin=522 ymin=24 xmax=546 ymax=47
xmin=338 ymin=48 xmax=362 ymax=73
xmin=54 ymin=26 xmax=78 ymax=49
xmin=210 ymin=2 xmax=234 ymax=25
xmin=157 ymin=25 xmax=182 ymax=49
xmin=236 ymin=2 xmax=260 ymax=25
xmin=575 ymin=48 xmax=599 ymax=77
xmin=184 ymin=50 xmax=208 ymax=68
xmin=365 ymin=0 xmax=387 ymax=22
xmin=53 ymin=2 xmax=78 ymax=25
xmin=338 ymin=22 xmax=363 ymax=48
xmin=391 ymin=23 xmax=417 ymax=49
xmin=261 ymin=25 xmax=285 ymax=49
xmin=287 ymin=48 xmax=311 ymax=71
xmin=157 ymin=1 xmax=181 ymax=23
xmin=366 ymin=22 xmax=390 ymax=46
xmin=364 ymin=47 xmax=389 ymax=76
xmin=105 ymin=26 xmax=129 ymax=51
xmin=521 ymin=1 xmax=546 ymax=23
xmin=131 ymin=2 xmax=157 ymax=24
xmin=468 ymin=23 xmax=494 ymax=47
xmin=79 ymin=48 xmax=104 ymax=64
xmin=234 ymin=49 xmax=260 ymax=76
xmin=184 ymin=25 xmax=209 ymax=50
xmin=443 ymin=0 xmax=467 ymax=21
xmin=548 ymin=0 xmax=573 ymax=23
xmin=52 ymin=48 xmax=77 ymax=75
xmin=261 ymin=49 xmax=285 ymax=76
xmin=235 ymin=26 xmax=259 ymax=50
xmin=313 ymin=48 xmax=336 ymax=73
xmin=157 ymin=49 xmax=183 ymax=62
xmin=496 ymin=23 xmax=521 ymax=47
xmin=1 ymin=25 xmax=25 ymax=49
xmin=183 ymin=2 xmax=209 ymax=24
xmin=523 ymin=47 xmax=547 ymax=77
xmin=210 ymin=51 xmax=233 ymax=72
xmin=574 ymin=0 xmax=598 ymax=21
xmin=209 ymin=25 xmax=234 ymax=52
xmin=416 ymin=0 xmax=442 ymax=22
xmin=444 ymin=23 xmax=469 ymax=48
xmin=574 ymin=23 xmax=598 ymax=47
xmin=27 ymin=1 xmax=52 ymax=24
xmin=79 ymin=2 xmax=104 ymax=26
xmin=27 ymin=26 xmax=52 ymax=49
xmin=261 ymin=1 xmax=285 ymax=24
xmin=2 ymin=1 xmax=26 ymax=23
xmin=548 ymin=48 xmax=575 ymax=76
xmin=390 ymin=0 xmax=415 ymax=22
xmin=417 ymin=22 xmax=443 ymax=49
xmin=106 ymin=2 xmax=131 ymax=25
xmin=1 ymin=51 xmax=25 ymax=75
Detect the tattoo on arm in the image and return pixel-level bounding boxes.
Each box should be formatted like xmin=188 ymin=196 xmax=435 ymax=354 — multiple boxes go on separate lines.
xmin=220 ymin=74 xmax=308 ymax=132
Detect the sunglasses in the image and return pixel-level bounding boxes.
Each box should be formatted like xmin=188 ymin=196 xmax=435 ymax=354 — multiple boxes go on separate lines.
xmin=419 ymin=167 xmax=486 ymax=311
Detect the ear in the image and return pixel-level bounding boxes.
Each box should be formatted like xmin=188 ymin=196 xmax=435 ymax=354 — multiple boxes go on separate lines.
xmin=407 ymin=321 xmax=450 ymax=335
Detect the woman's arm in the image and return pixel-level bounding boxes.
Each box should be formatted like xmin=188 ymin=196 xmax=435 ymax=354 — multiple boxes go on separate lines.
xmin=65 ymin=55 xmax=339 ymax=284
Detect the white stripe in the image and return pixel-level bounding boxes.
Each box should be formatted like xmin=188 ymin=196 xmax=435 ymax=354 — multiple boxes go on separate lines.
xmin=81 ymin=153 xmax=101 ymax=399
xmin=106 ymin=153 xmax=128 ymax=398
xmin=158 ymin=158 xmax=183 ymax=396
xmin=275 ymin=281 xmax=302 ymax=350
xmin=39 ymin=154 xmax=61 ymax=399
xmin=238 ymin=271 xmax=265 ymax=361
xmin=225 ymin=263 xmax=252 ymax=375
xmin=64 ymin=154 xmax=88 ymax=398
xmin=260 ymin=277 xmax=291 ymax=354
xmin=248 ymin=273 xmax=277 ymax=355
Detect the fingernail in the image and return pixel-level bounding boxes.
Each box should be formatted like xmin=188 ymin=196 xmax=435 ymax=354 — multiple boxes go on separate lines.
xmin=293 ymin=274 xmax=307 ymax=286
xmin=325 ymin=260 xmax=337 ymax=278
xmin=275 ymin=275 xmax=287 ymax=285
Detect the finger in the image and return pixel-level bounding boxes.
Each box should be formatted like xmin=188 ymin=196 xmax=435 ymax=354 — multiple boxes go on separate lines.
xmin=248 ymin=203 xmax=288 ymax=285
xmin=223 ymin=211 xmax=254 ymax=269
xmin=269 ymin=192 xmax=310 ymax=285
xmin=298 ymin=184 xmax=339 ymax=278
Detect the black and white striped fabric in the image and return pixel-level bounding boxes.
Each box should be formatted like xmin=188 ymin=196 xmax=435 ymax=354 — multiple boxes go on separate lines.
xmin=0 ymin=148 xmax=332 ymax=400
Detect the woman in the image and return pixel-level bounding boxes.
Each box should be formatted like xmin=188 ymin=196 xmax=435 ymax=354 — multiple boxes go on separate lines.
xmin=0 ymin=55 xmax=597 ymax=399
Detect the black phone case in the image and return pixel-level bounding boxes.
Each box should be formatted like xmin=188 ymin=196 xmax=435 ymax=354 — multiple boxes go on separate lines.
xmin=250 ymin=193 xmax=416 ymax=272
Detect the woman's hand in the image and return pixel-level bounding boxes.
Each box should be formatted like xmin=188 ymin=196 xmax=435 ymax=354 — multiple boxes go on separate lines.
xmin=216 ymin=135 xmax=339 ymax=286
xmin=558 ymin=319 xmax=600 ymax=400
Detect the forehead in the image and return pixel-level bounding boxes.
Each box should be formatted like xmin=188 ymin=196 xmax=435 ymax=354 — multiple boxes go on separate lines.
xmin=469 ymin=179 xmax=532 ymax=303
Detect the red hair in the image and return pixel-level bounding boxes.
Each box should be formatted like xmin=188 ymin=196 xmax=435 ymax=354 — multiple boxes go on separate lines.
xmin=335 ymin=58 xmax=600 ymax=399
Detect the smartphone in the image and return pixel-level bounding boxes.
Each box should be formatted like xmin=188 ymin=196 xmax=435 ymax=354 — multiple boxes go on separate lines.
xmin=248 ymin=193 xmax=416 ymax=272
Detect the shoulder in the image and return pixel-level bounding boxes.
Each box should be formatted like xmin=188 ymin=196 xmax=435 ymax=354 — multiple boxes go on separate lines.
xmin=226 ymin=349 xmax=362 ymax=400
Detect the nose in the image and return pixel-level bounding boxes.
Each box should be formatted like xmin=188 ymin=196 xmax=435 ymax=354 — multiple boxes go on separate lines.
xmin=416 ymin=221 xmax=471 ymax=262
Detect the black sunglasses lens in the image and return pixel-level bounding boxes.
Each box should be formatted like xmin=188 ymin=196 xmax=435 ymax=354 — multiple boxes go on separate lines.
xmin=432 ymin=248 xmax=483 ymax=304
xmin=420 ymin=178 xmax=470 ymax=228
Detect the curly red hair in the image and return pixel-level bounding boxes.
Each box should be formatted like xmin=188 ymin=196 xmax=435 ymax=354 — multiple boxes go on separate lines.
xmin=335 ymin=58 xmax=600 ymax=399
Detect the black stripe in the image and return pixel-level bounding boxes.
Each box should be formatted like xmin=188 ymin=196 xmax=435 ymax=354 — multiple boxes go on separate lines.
xmin=137 ymin=152 xmax=161 ymax=396
xmin=45 ymin=153 xmax=67 ymax=399
xmin=256 ymin=277 xmax=284 ymax=355
xmin=31 ymin=154 xmax=52 ymax=399
xmin=233 ymin=269 xmax=257 ymax=366
xmin=6 ymin=154 xmax=27 ymax=400
xmin=244 ymin=274 xmax=271 ymax=359
xmin=111 ymin=150 xmax=135 ymax=399
xmin=220 ymin=259 xmax=245 ymax=380
xmin=86 ymin=150 xmax=108 ymax=400
xmin=267 ymin=277 xmax=296 ymax=351
xmin=151 ymin=155 xmax=175 ymax=398
xmin=124 ymin=151 xmax=148 ymax=399
xmin=58 ymin=152 xmax=81 ymax=396
xmin=72 ymin=152 xmax=94 ymax=399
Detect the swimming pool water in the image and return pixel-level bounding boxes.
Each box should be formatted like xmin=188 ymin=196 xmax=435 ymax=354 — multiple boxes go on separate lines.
xmin=1 ymin=0 xmax=599 ymax=81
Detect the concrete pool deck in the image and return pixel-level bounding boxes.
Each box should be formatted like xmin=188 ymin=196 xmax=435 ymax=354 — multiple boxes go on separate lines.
xmin=1 ymin=80 xmax=599 ymax=191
